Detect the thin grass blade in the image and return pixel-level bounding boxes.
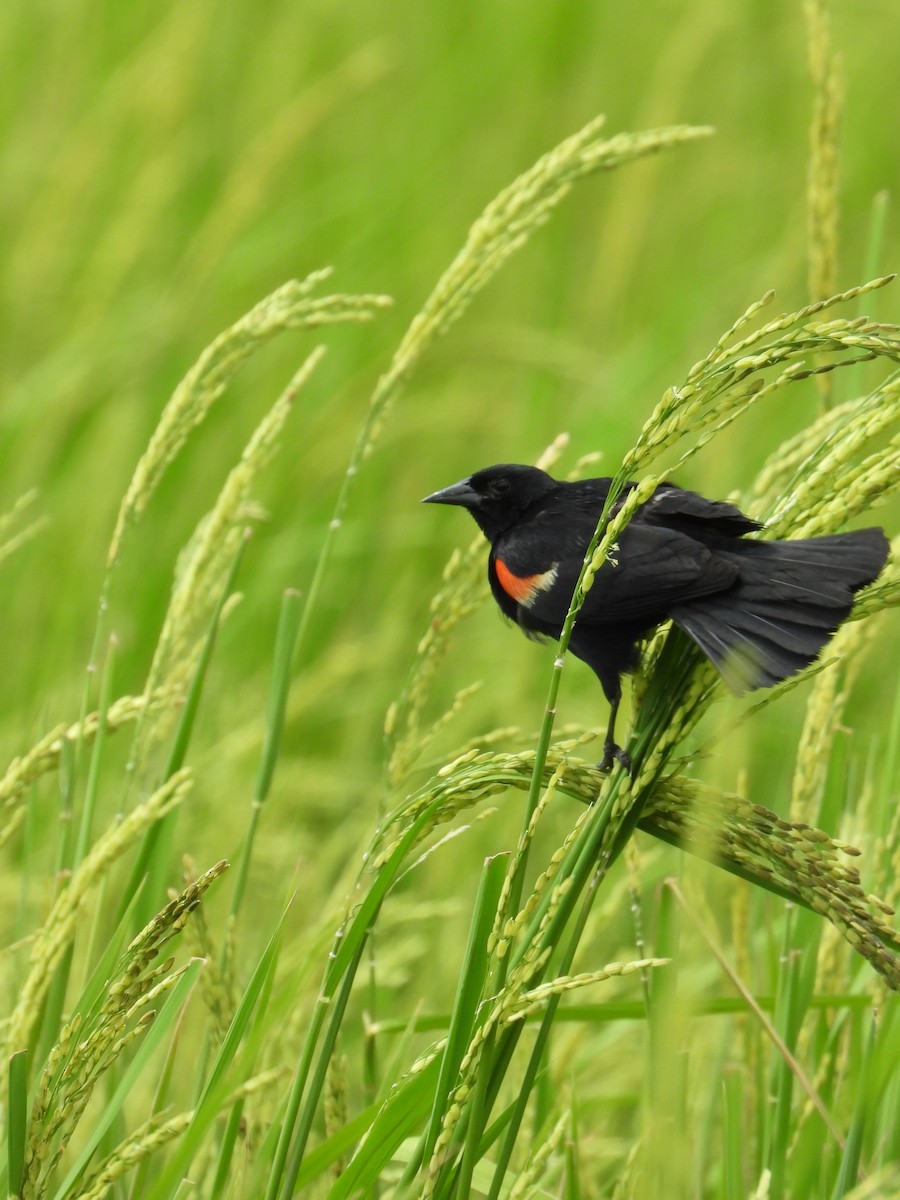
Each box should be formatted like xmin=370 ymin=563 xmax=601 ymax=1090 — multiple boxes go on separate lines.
xmin=7 ymin=1049 xmax=28 ymax=1198
xmin=141 ymin=918 xmax=283 ymax=1200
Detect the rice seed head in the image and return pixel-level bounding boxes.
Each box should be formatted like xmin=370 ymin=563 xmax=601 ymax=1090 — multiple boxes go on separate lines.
xmin=108 ymin=275 xmax=389 ymax=566
xmin=71 ymin=1111 xmax=194 ymax=1200
xmin=0 ymin=693 xmax=165 ymax=817
xmin=6 ymin=770 xmax=194 ymax=1054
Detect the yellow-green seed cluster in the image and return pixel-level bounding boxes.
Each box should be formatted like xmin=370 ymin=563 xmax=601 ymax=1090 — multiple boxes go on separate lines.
xmin=6 ymin=770 xmax=195 ymax=1055
xmin=107 ymin=271 xmax=390 ymax=567
xmin=17 ymin=860 xmax=227 ymax=1199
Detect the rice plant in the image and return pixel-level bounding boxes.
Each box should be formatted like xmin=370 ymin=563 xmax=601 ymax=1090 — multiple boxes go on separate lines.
xmin=1 ymin=6 xmax=898 ymax=1199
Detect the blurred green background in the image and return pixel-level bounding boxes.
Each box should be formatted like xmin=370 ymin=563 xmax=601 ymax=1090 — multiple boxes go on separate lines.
xmin=1 ymin=0 xmax=897 ymax=948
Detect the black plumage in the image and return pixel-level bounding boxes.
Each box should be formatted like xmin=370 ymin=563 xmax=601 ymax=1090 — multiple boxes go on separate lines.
xmin=424 ymin=464 xmax=890 ymax=771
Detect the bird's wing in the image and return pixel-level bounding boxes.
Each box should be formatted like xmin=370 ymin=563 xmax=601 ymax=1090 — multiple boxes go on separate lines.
xmin=639 ymin=484 xmax=762 ymax=537
xmin=494 ymin=521 xmax=738 ymax=626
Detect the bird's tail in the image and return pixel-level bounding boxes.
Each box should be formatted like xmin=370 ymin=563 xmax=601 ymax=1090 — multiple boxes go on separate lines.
xmin=670 ymin=528 xmax=889 ymax=691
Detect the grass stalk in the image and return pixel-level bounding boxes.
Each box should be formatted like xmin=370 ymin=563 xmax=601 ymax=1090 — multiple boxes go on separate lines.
xmin=421 ymin=853 xmax=509 ymax=1173
xmin=121 ymin=531 xmax=249 ymax=933
xmin=142 ymin=917 xmax=283 ymax=1200
xmin=722 ymin=1068 xmax=746 ymax=1200
xmin=484 ymin=864 xmax=609 ymax=1200
xmin=276 ymin=936 xmax=368 ymax=1199
xmin=228 ymin=588 xmax=303 ymax=931
xmin=829 ymin=1016 xmax=876 ymax=1198
xmin=7 ymin=1049 xmax=28 ymax=1199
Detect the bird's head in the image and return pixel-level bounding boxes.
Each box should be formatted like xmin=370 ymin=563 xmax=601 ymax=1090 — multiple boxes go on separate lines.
xmin=423 ymin=463 xmax=556 ymax=540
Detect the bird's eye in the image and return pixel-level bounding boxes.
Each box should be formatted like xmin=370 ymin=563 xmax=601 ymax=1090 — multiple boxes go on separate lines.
xmin=492 ymin=479 xmax=511 ymax=495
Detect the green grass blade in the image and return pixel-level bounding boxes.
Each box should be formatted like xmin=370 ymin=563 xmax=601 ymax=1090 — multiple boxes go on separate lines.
xmin=421 ymin=852 xmax=508 ymax=1171
xmin=142 ymin=918 xmax=283 ymax=1200
xmin=263 ymin=797 xmax=452 ymax=1199
xmin=33 ymin=639 xmax=119 ymax=1073
xmin=564 ymin=1103 xmax=581 ymax=1200
xmin=371 ymin=992 xmax=871 ymax=1032
xmin=398 ymin=853 xmax=511 ymax=1193
xmin=722 ymin=1067 xmax=746 ymax=1200
xmin=125 ymin=997 xmax=192 ymax=1200
xmin=324 ymin=803 xmax=447 ymax=988
xmin=277 ymin=937 xmax=367 ymax=1199
xmin=283 ymin=1103 xmax=376 ymax=1190
xmin=208 ymin=1098 xmax=245 ymax=1200
xmin=230 ymin=587 xmax=303 ymax=925
xmin=483 ymin=866 xmax=607 ymax=1200
xmin=326 ymin=1057 xmax=442 ymax=1199
xmin=35 ymin=884 xmax=146 ymax=1107
xmin=7 ymin=1049 xmax=28 ymax=1198
xmin=68 ymin=883 xmax=148 ymax=1031
xmin=830 ymin=1016 xmax=876 ymax=1198
xmin=767 ymin=910 xmax=803 ymax=1200
xmin=254 ymin=587 xmax=303 ymax=805
xmin=120 ymin=532 xmax=248 ymax=932
xmin=72 ymin=634 xmax=116 ymax=869
xmin=54 ymin=725 xmax=77 ymax=884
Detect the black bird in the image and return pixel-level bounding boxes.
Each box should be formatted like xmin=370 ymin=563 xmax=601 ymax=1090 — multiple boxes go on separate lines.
xmin=423 ymin=464 xmax=889 ymax=772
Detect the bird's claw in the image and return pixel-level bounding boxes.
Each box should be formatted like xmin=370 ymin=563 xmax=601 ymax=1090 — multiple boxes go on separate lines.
xmin=598 ymin=741 xmax=632 ymax=774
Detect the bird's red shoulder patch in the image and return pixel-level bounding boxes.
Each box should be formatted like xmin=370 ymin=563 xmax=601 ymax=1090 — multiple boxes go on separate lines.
xmin=495 ymin=558 xmax=558 ymax=606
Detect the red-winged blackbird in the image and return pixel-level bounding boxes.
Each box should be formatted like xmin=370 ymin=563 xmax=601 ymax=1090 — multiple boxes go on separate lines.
xmin=424 ymin=464 xmax=890 ymax=772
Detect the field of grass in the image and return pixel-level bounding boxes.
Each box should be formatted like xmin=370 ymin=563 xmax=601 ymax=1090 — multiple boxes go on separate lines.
xmin=1 ymin=1 xmax=899 ymax=1197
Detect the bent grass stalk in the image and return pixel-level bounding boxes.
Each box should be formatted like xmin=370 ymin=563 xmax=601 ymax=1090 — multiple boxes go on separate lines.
xmin=302 ymin=214 xmax=900 ymax=1200
xmin=256 ymin=254 xmax=898 ymax=1191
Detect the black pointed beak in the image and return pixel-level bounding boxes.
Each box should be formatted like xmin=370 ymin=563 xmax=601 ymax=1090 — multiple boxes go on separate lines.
xmin=421 ymin=478 xmax=479 ymax=508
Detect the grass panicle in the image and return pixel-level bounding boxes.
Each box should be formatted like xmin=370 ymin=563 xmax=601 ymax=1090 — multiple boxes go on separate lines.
xmin=0 ymin=694 xmax=168 ymax=823
xmin=504 ymin=1109 xmax=570 ymax=1200
xmin=365 ymin=122 xmax=713 ymax=456
xmin=140 ymin=348 xmax=324 ymax=728
xmin=19 ymin=864 xmax=226 ymax=1199
xmin=6 ymin=771 xmax=195 ymax=1057
xmin=624 ymin=278 xmax=898 ymax=482
xmin=0 ymin=491 xmax=47 ymax=569
xmin=181 ymin=861 xmax=236 ymax=1049
xmin=385 ymin=532 xmax=490 ymax=790
xmin=789 ymin=614 xmax=879 ymax=825
xmin=376 ymin=731 xmax=899 ymax=979
xmin=107 ymin=274 xmax=390 ymax=568
xmin=289 ymin=121 xmax=713 ymax=690
xmin=805 ymin=0 xmax=843 ymax=313
xmin=71 ymin=1111 xmax=194 ymax=1200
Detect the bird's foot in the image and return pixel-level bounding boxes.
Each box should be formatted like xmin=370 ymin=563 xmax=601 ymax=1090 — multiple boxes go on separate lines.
xmin=598 ymin=741 xmax=632 ymax=774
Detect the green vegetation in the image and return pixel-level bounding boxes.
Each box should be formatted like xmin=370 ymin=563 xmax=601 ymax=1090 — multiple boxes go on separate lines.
xmin=1 ymin=1 xmax=898 ymax=1197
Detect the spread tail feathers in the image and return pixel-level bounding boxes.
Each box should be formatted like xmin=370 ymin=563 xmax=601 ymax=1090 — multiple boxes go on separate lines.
xmin=670 ymin=528 xmax=889 ymax=691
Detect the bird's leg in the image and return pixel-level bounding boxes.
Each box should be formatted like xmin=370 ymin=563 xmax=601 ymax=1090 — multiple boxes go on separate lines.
xmin=598 ymin=687 xmax=632 ymax=774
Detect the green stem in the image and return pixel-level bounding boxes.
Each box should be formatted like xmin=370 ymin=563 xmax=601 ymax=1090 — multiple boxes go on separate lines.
xmin=277 ymin=936 xmax=369 ymax=1200
xmin=228 ymin=588 xmax=303 ymax=928
xmin=486 ymin=862 xmax=607 ymax=1200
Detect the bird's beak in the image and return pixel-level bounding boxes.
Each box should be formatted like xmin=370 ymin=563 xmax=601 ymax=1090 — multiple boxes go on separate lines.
xmin=421 ymin=478 xmax=479 ymax=508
